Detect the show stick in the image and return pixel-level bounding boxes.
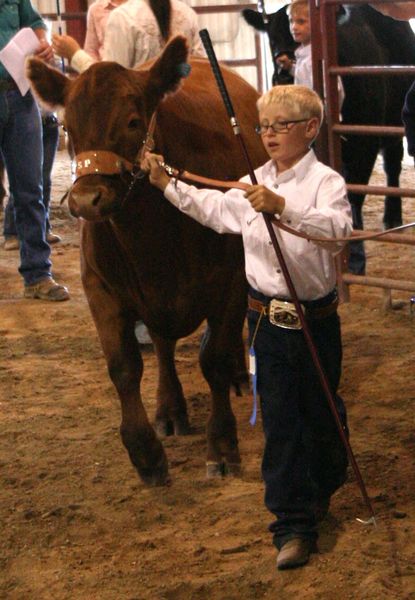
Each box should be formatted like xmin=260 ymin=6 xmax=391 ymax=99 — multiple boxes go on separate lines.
xmin=55 ymin=0 xmax=65 ymax=72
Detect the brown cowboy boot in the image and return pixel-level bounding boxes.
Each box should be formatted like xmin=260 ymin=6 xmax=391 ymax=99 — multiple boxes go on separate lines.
xmin=277 ymin=538 xmax=317 ymax=570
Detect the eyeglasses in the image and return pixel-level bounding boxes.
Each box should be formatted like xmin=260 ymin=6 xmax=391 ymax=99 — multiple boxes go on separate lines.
xmin=255 ymin=119 xmax=309 ymax=135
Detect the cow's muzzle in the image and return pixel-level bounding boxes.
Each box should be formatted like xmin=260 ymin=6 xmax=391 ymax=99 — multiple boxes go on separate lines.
xmin=68 ymin=182 xmax=123 ymax=221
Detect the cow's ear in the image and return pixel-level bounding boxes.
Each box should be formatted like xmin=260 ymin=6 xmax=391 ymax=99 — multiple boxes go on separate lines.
xmin=242 ymin=9 xmax=267 ymax=31
xmin=26 ymin=58 xmax=71 ymax=109
xmin=144 ymin=36 xmax=190 ymax=106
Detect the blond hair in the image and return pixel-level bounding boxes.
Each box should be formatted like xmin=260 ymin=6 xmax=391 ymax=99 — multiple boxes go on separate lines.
xmin=257 ymin=85 xmax=324 ymax=126
xmin=287 ymin=0 xmax=309 ymax=16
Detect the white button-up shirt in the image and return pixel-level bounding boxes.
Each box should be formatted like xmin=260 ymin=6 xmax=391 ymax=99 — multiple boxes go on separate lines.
xmin=294 ymin=44 xmax=313 ymax=89
xmin=294 ymin=43 xmax=345 ymax=109
xmin=104 ymin=0 xmax=204 ymax=67
xmin=164 ymin=150 xmax=352 ymax=301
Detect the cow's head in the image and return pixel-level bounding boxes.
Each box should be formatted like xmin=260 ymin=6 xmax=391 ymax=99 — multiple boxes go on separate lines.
xmin=242 ymin=6 xmax=297 ymax=85
xmin=27 ymin=36 xmax=189 ymax=221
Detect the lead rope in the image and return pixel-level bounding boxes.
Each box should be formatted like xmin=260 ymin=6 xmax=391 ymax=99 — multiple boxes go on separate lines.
xmin=157 ymin=160 xmax=415 ymax=244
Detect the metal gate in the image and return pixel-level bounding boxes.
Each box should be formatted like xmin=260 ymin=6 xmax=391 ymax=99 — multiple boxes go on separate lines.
xmin=309 ymin=0 xmax=415 ymax=304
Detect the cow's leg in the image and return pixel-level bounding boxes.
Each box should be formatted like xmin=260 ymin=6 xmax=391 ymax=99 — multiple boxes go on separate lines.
xmin=0 ymin=154 xmax=6 ymax=211
xmin=342 ymin=136 xmax=379 ymax=275
xmin=381 ymin=139 xmax=403 ymax=229
xmin=83 ymin=268 xmax=169 ymax=486
xmin=232 ymin=333 xmax=249 ymax=397
xmin=199 ymin=290 xmax=245 ymax=477
xmin=200 ymin=323 xmax=241 ymax=477
xmin=150 ymin=333 xmax=191 ymax=437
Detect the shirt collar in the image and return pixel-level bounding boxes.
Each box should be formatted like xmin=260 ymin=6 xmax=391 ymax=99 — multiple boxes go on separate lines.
xmin=266 ymin=149 xmax=317 ymax=184
xmin=295 ymin=44 xmax=311 ymax=58
xmin=99 ymin=0 xmax=119 ymax=8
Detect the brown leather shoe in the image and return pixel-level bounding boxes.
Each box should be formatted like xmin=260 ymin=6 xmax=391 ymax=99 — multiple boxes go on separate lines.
xmin=277 ymin=538 xmax=316 ymax=570
xmin=24 ymin=277 xmax=70 ymax=302
xmin=46 ymin=231 xmax=62 ymax=244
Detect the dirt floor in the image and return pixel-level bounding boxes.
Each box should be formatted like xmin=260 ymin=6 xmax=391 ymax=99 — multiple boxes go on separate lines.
xmin=0 ymin=148 xmax=414 ymax=600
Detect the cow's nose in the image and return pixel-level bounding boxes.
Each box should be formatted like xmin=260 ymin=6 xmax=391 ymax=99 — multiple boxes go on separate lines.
xmin=68 ymin=190 xmax=103 ymax=220
xmin=71 ymin=190 xmax=101 ymax=205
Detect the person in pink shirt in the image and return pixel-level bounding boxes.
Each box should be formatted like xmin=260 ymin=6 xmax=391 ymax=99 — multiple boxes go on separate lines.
xmin=84 ymin=0 xmax=126 ymax=60
xmin=51 ymin=0 xmax=126 ymax=63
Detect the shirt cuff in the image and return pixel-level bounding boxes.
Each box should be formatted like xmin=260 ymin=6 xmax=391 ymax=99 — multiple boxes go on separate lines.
xmin=71 ymin=50 xmax=94 ymax=74
xmin=164 ymin=179 xmax=182 ymax=206
xmin=279 ymin=198 xmax=302 ymax=228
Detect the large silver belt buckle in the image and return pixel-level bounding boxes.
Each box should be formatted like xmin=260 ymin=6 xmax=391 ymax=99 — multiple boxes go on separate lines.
xmin=268 ymin=299 xmax=302 ymax=330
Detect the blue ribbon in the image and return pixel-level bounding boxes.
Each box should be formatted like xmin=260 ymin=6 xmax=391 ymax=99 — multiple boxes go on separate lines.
xmin=249 ymin=346 xmax=257 ymax=426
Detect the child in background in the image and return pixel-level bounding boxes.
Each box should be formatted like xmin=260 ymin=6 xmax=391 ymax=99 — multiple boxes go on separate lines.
xmin=277 ymin=0 xmax=344 ymax=106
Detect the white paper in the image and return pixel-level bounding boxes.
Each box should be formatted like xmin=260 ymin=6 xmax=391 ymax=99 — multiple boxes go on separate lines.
xmin=0 ymin=28 xmax=40 ymax=95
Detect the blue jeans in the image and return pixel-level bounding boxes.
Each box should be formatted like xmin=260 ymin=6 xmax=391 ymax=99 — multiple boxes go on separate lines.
xmin=0 ymin=89 xmax=51 ymax=285
xmin=4 ymin=112 xmax=59 ymax=236
xmin=247 ymin=288 xmax=348 ymax=550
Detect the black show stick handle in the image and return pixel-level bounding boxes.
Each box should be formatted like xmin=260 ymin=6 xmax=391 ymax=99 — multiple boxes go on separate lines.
xmin=199 ymin=28 xmax=256 ymax=182
xmin=199 ymin=29 xmax=236 ymax=121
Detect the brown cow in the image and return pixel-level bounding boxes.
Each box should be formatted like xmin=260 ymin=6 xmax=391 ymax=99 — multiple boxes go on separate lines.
xmin=27 ymin=37 xmax=268 ymax=486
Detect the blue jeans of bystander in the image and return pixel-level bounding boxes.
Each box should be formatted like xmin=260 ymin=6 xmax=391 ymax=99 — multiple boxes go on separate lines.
xmin=0 ymin=89 xmax=51 ymax=285
xmin=4 ymin=111 xmax=59 ymax=237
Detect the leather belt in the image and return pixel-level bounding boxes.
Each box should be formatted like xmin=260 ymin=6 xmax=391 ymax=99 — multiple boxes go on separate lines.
xmin=0 ymin=79 xmax=18 ymax=92
xmin=248 ymin=295 xmax=338 ymax=320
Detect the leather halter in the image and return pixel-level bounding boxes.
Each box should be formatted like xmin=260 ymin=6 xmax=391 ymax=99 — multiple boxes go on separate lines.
xmin=73 ymin=112 xmax=157 ymax=182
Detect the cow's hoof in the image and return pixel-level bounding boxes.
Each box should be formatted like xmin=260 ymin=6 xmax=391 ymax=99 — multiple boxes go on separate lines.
xmin=173 ymin=416 xmax=192 ymax=436
xmin=154 ymin=419 xmax=174 ymax=438
xmin=136 ymin=454 xmax=171 ymax=487
xmin=206 ymin=460 xmax=242 ymax=478
xmin=154 ymin=415 xmax=192 ymax=438
xmin=225 ymin=462 xmax=242 ymax=477
xmin=206 ymin=461 xmax=224 ymax=478
xmin=138 ymin=466 xmax=171 ymax=487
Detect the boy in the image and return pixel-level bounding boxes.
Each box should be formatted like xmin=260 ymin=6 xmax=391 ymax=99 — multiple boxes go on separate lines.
xmin=277 ymin=0 xmax=313 ymax=88
xmin=141 ymin=85 xmax=352 ymax=570
xmin=277 ymin=0 xmax=344 ymax=105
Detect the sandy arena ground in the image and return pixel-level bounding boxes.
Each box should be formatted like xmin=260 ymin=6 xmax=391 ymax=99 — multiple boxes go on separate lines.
xmin=0 ymin=148 xmax=414 ymax=600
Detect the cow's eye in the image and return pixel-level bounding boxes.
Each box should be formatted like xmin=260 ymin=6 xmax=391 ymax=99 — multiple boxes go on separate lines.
xmin=128 ymin=118 xmax=141 ymax=130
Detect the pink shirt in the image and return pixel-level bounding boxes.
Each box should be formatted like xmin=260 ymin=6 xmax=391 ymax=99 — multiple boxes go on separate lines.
xmin=84 ymin=0 xmax=121 ymax=60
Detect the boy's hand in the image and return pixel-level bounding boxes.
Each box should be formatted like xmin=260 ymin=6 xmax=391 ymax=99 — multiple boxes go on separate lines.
xmin=140 ymin=152 xmax=171 ymax=191
xmin=245 ymin=185 xmax=285 ymax=215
